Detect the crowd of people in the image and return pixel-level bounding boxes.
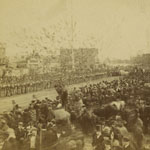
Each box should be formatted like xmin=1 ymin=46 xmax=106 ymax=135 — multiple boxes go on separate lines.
xmin=0 ymin=74 xmax=53 ymax=97
xmin=0 ymin=72 xmax=106 ymax=98
xmin=0 ymin=68 xmax=150 ymax=150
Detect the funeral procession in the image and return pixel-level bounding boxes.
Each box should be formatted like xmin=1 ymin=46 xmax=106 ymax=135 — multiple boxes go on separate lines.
xmin=0 ymin=0 xmax=150 ymax=150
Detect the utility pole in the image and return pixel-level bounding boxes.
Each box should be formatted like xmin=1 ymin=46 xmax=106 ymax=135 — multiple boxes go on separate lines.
xmin=66 ymin=0 xmax=75 ymax=71
xmin=71 ymin=13 xmax=75 ymax=71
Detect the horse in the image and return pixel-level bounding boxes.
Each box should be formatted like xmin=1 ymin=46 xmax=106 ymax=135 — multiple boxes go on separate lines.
xmin=52 ymin=108 xmax=71 ymax=124
xmin=110 ymin=100 xmax=126 ymax=111
xmin=93 ymin=104 xmax=119 ymax=120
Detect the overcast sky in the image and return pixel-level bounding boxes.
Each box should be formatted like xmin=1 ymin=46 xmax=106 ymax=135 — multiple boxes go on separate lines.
xmin=0 ymin=0 xmax=150 ymax=59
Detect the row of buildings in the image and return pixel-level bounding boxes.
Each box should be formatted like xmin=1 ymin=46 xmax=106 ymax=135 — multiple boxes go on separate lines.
xmin=130 ymin=53 xmax=150 ymax=69
xmin=0 ymin=44 xmax=99 ymax=77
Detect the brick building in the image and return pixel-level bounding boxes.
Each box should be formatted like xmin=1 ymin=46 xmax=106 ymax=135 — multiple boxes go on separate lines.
xmin=60 ymin=48 xmax=98 ymax=72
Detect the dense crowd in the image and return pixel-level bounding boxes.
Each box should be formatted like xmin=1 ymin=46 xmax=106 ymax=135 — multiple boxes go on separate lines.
xmin=0 ymin=72 xmax=106 ymax=98
xmin=0 ymin=68 xmax=150 ymax=150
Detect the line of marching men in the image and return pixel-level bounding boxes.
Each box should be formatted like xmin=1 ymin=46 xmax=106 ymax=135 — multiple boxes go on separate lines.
xmin=0 ymin=80 xmax=52 ymax=97
xmin=0 ymin=72 xmax=107 ymax=98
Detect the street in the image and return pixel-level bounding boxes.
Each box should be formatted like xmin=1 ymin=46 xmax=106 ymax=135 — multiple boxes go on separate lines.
xmin=0 ymin=76 xmax=119 ymax=113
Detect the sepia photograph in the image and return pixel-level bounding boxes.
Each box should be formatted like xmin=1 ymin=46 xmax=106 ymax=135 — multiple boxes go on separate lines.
xmin=0 ymin=0 xmax=150 ymax=150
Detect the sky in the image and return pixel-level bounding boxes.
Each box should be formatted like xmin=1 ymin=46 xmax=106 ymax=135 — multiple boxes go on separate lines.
xmin=0 ymin=0 xmax=150 ymax=59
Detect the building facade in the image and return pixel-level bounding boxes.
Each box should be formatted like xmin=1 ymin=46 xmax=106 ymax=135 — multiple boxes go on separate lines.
xmin=0 ymin=43 xmax=8 ymax=77
xmin=60 ymin=48 xmax=98 ymax=72
xmin=131 ymin=53 xmax=150 ymax=66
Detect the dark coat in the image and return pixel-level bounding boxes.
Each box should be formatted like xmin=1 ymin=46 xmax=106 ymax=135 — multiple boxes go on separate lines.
xmin=2 ymin=138 xmax=18 ymax=150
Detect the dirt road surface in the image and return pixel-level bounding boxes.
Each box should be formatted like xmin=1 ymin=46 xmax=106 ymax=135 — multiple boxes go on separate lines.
xmin=0 ymin=76 xmax=119 ymax=113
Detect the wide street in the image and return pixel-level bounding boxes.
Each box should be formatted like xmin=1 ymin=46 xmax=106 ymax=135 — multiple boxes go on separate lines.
xmin=0 ymin=76 xmax=119 ymax=113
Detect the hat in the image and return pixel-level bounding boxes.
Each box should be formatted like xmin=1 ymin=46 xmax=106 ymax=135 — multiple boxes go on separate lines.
xmin=18 ymin=122 xmax=23 ymax=125
xmin=1 ymin=119 xmax=6 ymax=124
